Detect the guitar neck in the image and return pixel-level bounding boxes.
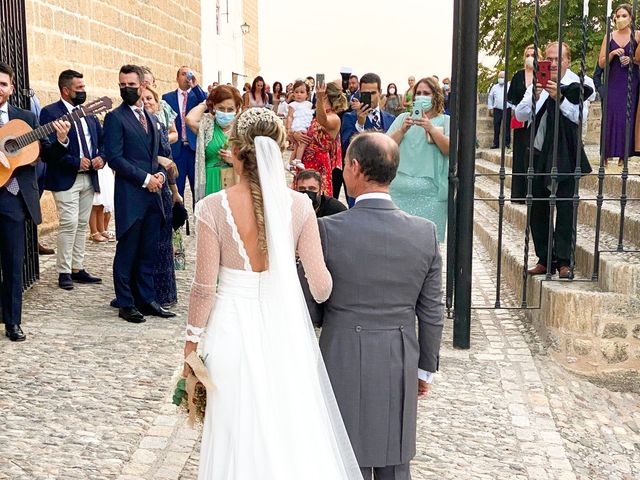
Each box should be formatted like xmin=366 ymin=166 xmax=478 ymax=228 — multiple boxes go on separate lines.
xmin=15 ymin=109 xmax=84 ymax=149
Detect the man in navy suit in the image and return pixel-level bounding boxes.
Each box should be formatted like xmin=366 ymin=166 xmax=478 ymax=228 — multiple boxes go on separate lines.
xmin=0 ymin=61 xmax=71 ymax=341
xmin=41 ymin=70 xmax=105 ymax=290
xmin=162 ymin=66 xmax=207 ymax=202
xmin=104 ymin=64 xmax=175 ymax=323
xmin=340 ymin=72 xmax=396 ymax=206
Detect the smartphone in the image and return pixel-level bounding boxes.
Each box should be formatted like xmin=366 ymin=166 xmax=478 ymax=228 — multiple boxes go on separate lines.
xmin=538 ymin=61 xmax=551 ymax=88
xmin=316 ymin=73 xmax=325 ymax=89
xmin=412 ymin=103 xmax=424 ymax=120
xmin=360 ymin=92 xmax=372 ymax=108
xmin=186 ymin=71 xmax=194 ymax=81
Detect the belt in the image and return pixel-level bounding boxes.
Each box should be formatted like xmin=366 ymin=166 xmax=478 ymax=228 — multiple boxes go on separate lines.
xmin=182 ymin=140 xmax=189 ymax=146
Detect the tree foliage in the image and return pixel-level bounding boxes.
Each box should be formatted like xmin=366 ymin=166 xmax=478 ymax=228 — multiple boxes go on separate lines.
xmin=478 ymin=0 xmax=610 ymax=92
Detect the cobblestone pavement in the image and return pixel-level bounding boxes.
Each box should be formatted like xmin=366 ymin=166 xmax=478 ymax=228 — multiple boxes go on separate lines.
xmin=1 ymin=227 xmax=639 ymax=479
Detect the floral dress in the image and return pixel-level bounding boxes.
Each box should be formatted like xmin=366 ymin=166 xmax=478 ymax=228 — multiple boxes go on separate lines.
xmin=301 ymin=117 xmax=342 ymax=197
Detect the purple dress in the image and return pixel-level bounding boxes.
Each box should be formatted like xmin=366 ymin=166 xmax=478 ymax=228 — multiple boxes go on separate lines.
xmin=605 ymin=39 xmax=639 ymax=158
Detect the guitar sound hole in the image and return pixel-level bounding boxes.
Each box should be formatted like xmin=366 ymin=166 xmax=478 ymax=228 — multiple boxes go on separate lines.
xmin=4 ymin=139 xmax=19 ymax=154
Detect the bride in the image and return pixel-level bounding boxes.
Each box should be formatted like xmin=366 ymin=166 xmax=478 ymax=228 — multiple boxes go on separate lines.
xmin=183 ymin=108 xmax=362 ymax=479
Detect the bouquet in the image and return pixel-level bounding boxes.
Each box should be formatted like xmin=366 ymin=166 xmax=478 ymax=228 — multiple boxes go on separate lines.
xmin=173 ymin=352 xmax=213 ymax=425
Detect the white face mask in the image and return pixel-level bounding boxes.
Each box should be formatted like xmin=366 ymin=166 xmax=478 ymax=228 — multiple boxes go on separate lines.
xmin=498 ymin=78 xmax=505 ymax=85
xmin=389 ymin=88 xmax=396 ymax=94
xmin=525 ymin=56 xmax=535 ymax=69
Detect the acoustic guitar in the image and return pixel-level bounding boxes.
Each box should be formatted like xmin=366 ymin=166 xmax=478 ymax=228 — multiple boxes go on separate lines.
xmin=0 ymin=96 xmax=113 ymax=188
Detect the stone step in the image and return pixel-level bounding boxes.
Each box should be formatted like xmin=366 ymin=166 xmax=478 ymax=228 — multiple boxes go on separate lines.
xmin=472 ymin=198 xmax=640 ymax=374
xmin=473 ymin=174 xmax=640 ymax=297
xmin=478 ymin=149 xmax=640 ymax=200
xmin=474 ymin=157 xmax=640 ymax=245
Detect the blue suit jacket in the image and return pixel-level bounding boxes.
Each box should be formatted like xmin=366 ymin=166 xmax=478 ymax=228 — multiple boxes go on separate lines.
xmin=40 ymin=100 xmax=104 ymax=192
xmin=340 ymin=109 xmax=396 ymax=155
xmin=103 ymin=103 xmax=171 ymax=238
xmin=4 ymin=104 xmax=67 ymax=224
xmin=161 ymin=86 xmax=207 ymax=156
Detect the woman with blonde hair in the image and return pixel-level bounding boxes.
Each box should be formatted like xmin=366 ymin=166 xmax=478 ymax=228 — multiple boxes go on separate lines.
xmin=299 ymin=80 xmax=348 ymax=197
xmin=388 ymin=76 xmax=450 ymax=241
xmin=508 ymin=44 xmax=540 ymax=202
xmin=183 ymin=107 xmax=362 ymax=479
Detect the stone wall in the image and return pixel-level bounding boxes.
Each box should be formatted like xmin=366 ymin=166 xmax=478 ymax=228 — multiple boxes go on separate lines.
xmin=24 ymin=0 xmax=204 ymax=233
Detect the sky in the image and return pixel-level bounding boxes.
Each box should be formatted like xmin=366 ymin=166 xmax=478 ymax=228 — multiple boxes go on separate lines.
xmin=258 ymin=0 xmax=454 ymax=92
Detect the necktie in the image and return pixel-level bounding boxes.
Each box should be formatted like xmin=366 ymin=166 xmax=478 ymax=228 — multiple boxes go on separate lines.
xmin=181 ymin=91 xmax=188 ymax=139
xmin=0 ymin=113 xmax=19 ymax=195
xmin=135 ymin=108 xmax=148 ymax=133
xmin=371 ymin=110 xmax=381 ymax=131
xmin=73 ymin=108 xmax=92 ymax=160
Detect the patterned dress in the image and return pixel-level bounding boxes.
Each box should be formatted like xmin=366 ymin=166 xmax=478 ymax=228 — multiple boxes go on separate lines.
xmin=301 ymin=117 xmax=342 ymax=197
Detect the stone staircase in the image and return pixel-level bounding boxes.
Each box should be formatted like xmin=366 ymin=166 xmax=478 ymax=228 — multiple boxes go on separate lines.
xmin=472 ymin=102 xmax=640 ymax=389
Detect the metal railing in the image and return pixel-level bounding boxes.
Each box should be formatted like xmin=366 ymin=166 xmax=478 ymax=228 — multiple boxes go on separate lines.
xmin=447 ymin=0 xmax=640 ymax=346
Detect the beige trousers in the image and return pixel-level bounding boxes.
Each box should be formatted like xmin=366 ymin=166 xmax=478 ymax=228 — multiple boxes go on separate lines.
xmin=53 ymin=174 xmax=94 ymax=274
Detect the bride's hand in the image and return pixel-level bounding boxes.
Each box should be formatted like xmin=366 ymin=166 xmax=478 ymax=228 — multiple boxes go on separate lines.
xmin=183 ymin=341 xmax=198 ymax=377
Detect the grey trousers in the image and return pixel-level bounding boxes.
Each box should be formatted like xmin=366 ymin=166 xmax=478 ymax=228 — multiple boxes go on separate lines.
xmin=360 ymin=463 xmax=411 ymax=480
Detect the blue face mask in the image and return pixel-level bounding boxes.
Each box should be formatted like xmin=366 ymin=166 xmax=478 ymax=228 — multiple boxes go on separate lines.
xmin=215 ymin=110 xmax=236 ymax=127
xmin=414 ymin=95 xmax=433 ymax=111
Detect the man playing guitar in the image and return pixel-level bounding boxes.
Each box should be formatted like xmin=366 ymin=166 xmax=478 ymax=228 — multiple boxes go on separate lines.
xmin=0 ymin=61 xmax=71 ymax=342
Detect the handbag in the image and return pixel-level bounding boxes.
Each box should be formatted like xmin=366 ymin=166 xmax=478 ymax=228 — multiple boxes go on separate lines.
xmin=510 ymin=116 xmax=525 ymax=129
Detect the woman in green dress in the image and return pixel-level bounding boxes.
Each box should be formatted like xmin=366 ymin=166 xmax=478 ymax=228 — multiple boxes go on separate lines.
xmin=388 ymin=76 xmax=450 ymax=242
xmin=402 ymin=76 xmax=416 ymax=112
xmin=186 ymin=85 xmax=243 ymax=203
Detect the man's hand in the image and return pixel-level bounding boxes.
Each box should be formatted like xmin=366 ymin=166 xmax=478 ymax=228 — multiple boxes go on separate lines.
xmin=80 ymin=157 xmax=91 ymax=171
xmin=534 ymin=82 xmax=544 ymax=99
xmin=356 ymin=103 xmax=372 ymax=127
xmin=489 ymin=108 xmax=493 ymax=115
xmin=154 ymin=172 xmax=165 ymax=184
xmin=52 ymin=120 xmax=71 ymax=144
xmin=545 ymin=80 xmax=559 ymax=100
xmin=189 ymin=73 xmax=198 ymax=88
xmin=91 ymin=156 xmax=105 ymax=169
xmin=146 ymin=174 xmax=163 ymax=192
xmin=418 ymin=379 xmax=431 ymax=400
xmin=0 ymin=150 xmax=10 ymax=169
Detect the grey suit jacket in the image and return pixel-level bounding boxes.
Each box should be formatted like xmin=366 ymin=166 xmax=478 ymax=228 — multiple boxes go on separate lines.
xmin=309 ymin=198 xmax=444 ymax=467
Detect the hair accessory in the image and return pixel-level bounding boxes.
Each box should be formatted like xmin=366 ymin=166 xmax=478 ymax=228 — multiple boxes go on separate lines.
xmin=236 ymin=108 xmax=283 ymax=137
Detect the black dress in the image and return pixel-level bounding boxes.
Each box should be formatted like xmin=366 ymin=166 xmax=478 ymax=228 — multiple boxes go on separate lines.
xmin=153 ymin=123 xmax=178 ymax=307
xmin=508 ymin=69 xmax=530 ymax=203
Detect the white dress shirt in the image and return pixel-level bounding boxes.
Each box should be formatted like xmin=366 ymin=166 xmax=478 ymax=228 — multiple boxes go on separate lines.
xmin=62 ymin=98 xmax=93 ymax=159
xmin=354 ymin=191 xmax=436 ymax=385
xmin=488 ymin=81 xmax=511 ymax=110
xmin=128 ymin=104 xmax=164 ymax=189
xmin=354 ymin=107 xmax=383 ymax=133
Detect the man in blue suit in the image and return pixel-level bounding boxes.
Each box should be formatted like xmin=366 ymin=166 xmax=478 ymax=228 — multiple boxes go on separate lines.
xmin=0 ymin=61 xmax=71 ymax=341
xmin=162 ymin=66 xmax=207 ymax=202
xmin=340 ymin=72 xmax=396 ymax=207
xmin=41 ymin=69 xmax=104 ymax=290
xmin=104 ymin=65 xmax=175 ymax=323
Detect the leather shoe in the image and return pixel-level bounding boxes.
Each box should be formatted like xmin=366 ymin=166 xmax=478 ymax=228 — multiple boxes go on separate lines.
xmin=558 ymin=266 xmax=573 ymax=279
xmin=5 ymin=324 xmax=26 ymax=342
xmin=527 ymin=263 xmax=547 ymax=276
xmin=58 ymin=273 xmax=74 ymax=290
xmin=139 ymin=301 xmax=176 ymax=318
xmin=39 ymin=243 xmax=55 ymax=255
xmin=118 ymin=307 xmax=146 ymax=323
xmin=71 ymin=269 xmax=102 ymax=284
xmin=110 ymin=298 xmax=119 ymax=308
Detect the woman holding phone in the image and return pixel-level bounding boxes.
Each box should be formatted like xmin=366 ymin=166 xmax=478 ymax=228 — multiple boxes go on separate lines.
xmin=599 ymin=3 xmax=640 ymax=167
xmin=388 ymin=77 xmax=450 ymax=242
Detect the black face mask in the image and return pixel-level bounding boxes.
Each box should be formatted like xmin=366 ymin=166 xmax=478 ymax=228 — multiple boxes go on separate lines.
xmin=120 ymin=86 xmax=141 ymax=106
xmin=71 ymin=91 xmax=87 ymax=106
xmin=299 ymin=190 xmax=320 ymax=209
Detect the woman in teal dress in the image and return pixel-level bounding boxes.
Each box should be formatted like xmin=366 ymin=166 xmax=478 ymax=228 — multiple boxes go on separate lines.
xmin=186 ymin=85 xmax=244 ymax=203
xmin=388 ymin=76 xmax=450 ymax=242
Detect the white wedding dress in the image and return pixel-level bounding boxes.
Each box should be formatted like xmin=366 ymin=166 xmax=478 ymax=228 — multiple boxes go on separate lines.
xmin=186 ymin=137 xmax=362 ymax=480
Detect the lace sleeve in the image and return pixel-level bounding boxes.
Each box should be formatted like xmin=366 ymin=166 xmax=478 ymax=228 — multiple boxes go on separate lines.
xmin=297 ymin=198 xmax=332 ymax=302
xmin=186 ymin=199 xmax=220 ymax=343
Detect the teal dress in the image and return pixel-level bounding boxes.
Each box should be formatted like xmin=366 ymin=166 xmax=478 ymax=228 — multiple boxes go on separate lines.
xmin=388 ymin=112 xmax=450 ymax=242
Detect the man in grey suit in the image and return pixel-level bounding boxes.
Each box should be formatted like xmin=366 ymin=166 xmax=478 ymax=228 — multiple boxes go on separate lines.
xmin=307 ymin=132 xmax=444 ymax=480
